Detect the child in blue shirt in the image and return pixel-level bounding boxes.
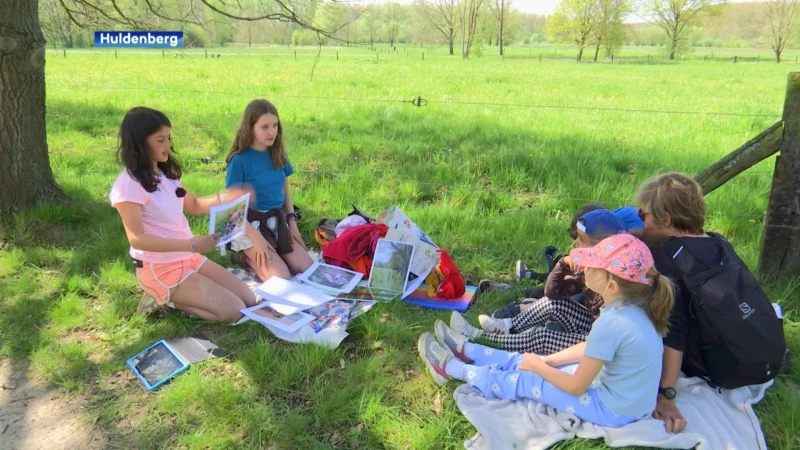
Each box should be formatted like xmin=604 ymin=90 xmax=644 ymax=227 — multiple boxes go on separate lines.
xmin=225 ymin=99 xmax=313 ymax=280
xmin=418 ymin=233 xmax=674 ymax=427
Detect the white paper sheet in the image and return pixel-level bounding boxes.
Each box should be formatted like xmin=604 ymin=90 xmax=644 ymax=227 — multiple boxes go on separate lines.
xmin=385 ymin=227 xmax=439 ymax=277
xmin=240 ymin=302 xmax=315 ymax=333
xmin=254 ymin=277 xmax=334 ymax=315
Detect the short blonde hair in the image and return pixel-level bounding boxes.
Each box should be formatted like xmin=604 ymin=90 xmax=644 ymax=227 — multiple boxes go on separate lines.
xmin=636 ymin=172 xmax=705 ymax=234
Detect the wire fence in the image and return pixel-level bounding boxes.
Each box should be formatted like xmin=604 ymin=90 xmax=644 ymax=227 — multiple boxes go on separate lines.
xmin=44 ymin=72 xmax=792 ymax=232
xmin=48 ymin=45 xmax=800 ymax=66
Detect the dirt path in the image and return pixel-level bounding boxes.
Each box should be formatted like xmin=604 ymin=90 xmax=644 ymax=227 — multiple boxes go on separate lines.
xmin=0 ymin=360 xmax=105 ymax=450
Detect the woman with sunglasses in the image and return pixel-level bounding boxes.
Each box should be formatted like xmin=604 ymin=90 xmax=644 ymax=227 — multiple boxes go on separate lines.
xmin=109 ymin=107 xmax=259 ymax=323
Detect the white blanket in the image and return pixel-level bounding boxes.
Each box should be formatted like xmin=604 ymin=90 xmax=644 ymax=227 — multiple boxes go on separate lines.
xmin=455 ymin=375 xmax=772 ymax=450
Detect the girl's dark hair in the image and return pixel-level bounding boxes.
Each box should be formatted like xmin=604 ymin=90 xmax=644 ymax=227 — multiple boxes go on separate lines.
xmin=226 ymin=99 xmax=287 ymax=169
xmin=118 ymin=107 xmax=181 ymax=193
xmin=567 ymin=203 xmax=605 ymax=240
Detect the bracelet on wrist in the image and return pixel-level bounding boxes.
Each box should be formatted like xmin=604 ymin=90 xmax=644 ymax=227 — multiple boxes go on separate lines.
xmin=190 ymin=238 xmax=196 ymax=253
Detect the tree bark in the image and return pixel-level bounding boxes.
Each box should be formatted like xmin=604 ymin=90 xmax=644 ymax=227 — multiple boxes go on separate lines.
xmin=669 ymin=33 xmax=677 ymax=60
xmin=0 ymin=0 xmax=69 ymax=217
xmin=498 ymin=19 xmax=504 ymax=56
xmin=594 ymin=43 xmax=600 ymax=62
xmin=449 ymin=39 xmax=454 ymax=55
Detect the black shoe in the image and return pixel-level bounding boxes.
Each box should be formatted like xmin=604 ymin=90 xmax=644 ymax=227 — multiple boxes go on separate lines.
xmin=478 ymin=279 xmax=511 ymax=293
xmin=542 ymin=246 xmax=563 ymax=272
xmin=492 ymin=302 xmax=521 ymax=319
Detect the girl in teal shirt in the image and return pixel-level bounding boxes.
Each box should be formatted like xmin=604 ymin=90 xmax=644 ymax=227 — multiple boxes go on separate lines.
xmin=225 ymin=99 xmax=313 ymax=280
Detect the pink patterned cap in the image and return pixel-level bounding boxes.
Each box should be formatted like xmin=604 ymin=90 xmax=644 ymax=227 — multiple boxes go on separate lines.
xmin=569 ymin=233 xmax=654 ymax=285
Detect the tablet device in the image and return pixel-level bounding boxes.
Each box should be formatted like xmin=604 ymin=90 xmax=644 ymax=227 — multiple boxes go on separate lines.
xmin=127 ymin=339 xmax=190 ymax=391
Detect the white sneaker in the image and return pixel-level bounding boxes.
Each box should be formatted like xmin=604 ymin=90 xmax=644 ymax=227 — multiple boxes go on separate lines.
xmin=450 ymin=311 xmax=480 ymax=339
xmin=479 ymin=315 xmax=511 ymax=334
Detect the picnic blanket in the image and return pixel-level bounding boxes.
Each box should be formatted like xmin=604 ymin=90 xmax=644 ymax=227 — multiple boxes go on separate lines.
xmin=402 ymin=284 xmax=477 ymax=312
xmin=228 ymin=267 xmax=376 ymax=348
xmin=454 ymin=368 xmax=772 ymax=450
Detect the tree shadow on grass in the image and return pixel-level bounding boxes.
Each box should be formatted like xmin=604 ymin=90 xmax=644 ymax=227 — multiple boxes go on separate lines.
xmin=3 ymin=99 xmax=790 ymax=449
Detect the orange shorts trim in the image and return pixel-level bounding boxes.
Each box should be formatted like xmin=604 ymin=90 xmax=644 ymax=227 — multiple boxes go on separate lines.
xmin=135 ymin=254 xmax=207 ymax=305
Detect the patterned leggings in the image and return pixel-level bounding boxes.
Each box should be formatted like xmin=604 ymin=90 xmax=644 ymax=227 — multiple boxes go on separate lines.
xmin=449 ymin=343 xmax=638 ymax=427
xmin=479 ymin=297 xmax=593 ymax=355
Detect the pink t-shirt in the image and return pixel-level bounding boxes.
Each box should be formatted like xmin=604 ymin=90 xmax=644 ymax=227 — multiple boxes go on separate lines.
xmin=109 ymin=169 xmax=193 ymax=263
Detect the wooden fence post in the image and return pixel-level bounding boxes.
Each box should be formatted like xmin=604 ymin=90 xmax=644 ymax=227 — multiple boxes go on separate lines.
xmin=760 ymin=72 xmax=800 ymax=276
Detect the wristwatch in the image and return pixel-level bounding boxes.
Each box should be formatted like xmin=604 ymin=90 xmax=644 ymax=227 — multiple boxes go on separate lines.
xmin=659 ymin=387 xmax=677 ymax=400
xmin=285 ymin=212 xmax=299 ymax=222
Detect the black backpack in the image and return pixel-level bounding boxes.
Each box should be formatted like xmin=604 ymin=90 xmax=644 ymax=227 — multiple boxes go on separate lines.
xmin=665 ymin=233 xmax=786 ymax=389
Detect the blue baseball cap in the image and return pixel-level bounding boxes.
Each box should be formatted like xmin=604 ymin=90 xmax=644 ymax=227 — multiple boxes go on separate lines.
xmin=613 ymin=206 xmax=645 ymax=231
xmin=576 ymin=209 xmax=626 ymax=238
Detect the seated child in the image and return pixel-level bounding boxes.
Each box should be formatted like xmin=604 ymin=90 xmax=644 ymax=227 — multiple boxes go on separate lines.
xmin=419 ymin=233 xmax=675 ymax=427
xmin=451 ymin=209 xmax=628 ymax=355
xmin=488 ymin=205 xmax=645 ymax=320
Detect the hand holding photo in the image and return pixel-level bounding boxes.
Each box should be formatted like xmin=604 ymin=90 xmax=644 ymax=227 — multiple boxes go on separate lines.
xmin=298 ymin=262 xmax=363 ymax=294
xmin=209 ymin=193 xmax=250 ymax=247
xmin=368 ymin=239 xmax=416 ymax=296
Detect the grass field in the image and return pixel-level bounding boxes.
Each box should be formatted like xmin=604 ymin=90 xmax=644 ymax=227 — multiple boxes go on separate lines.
xmin=2 ymin=44 xmax=799 ymax=449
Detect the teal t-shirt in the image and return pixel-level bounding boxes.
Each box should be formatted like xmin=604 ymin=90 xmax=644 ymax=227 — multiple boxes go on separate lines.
xmin=225 ymin=148 xmax=294 ymax=211
xmin=584 ymin=299 xmax=663 ymax=417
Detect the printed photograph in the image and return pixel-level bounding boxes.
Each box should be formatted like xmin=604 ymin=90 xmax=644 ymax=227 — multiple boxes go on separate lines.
xmin=298 ymin=262 xmax=363 ymax=293
xmin=209 ymin=193 xmax=250 ymax=246
xmin=368 ymin=239 xmax=415 ymax=294
xmin=335 ymin=286 xmax=375 ymax=302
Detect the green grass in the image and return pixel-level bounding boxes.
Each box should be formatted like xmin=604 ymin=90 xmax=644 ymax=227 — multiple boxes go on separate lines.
xmin=2 ymin=45 xmax=799 ymax=449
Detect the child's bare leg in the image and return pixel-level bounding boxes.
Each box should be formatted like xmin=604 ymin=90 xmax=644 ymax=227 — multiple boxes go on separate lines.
xmin=169 ymin=273 xmax=249 ymax=323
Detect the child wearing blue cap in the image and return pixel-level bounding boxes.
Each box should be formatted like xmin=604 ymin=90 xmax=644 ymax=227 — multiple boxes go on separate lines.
xmin=452 ymin=208 xmax=644 ymax=356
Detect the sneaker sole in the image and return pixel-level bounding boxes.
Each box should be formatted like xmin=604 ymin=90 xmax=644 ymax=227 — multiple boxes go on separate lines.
xmin=418 ymin=334 xmax=450 ymax=386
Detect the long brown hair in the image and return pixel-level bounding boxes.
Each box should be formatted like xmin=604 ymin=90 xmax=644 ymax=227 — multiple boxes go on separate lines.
xmin=226 ymin=99 xmax=288 ymax=169
xmin=605 ymin=267 xmax=674 ymax=336
xmin=118 ymin=107 xmax=181 ymax=192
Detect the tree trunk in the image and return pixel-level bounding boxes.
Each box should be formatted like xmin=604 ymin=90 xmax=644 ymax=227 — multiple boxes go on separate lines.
xmin=577 ymin=47 xmax=583 ymax=62
xmin=448 ymin=39 xmax=454 ymax=55
xmin=0 ymin=0 xmax=69 ymax=217
xmin=775 ymin=49 xmax=781 ymax=63
xmin=669 ymin=33 xmax=677 ymax=60
xmin=498 ymin=20 xmax=504 ymax=56
xmin=593 ymin=43 xmax=600 ymax=62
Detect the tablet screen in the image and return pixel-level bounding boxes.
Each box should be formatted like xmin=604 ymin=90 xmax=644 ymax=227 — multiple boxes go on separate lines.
xmin=132 ymin=342 xmax=184 ymax=386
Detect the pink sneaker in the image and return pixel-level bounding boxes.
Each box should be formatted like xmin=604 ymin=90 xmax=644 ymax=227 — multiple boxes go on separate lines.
xmin=434 ymin=320 xmax=470 ymax=362
xmin=418 ymin=332 xmax=454 ymax=386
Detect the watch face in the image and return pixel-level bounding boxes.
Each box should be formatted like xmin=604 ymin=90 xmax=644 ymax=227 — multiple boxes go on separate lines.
xmin=663 ymin=388 xmax=677 ymax=399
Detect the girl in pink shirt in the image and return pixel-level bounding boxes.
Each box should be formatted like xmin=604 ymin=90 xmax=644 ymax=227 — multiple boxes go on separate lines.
xmin=109 ymin=107 xmax=259 ymax=323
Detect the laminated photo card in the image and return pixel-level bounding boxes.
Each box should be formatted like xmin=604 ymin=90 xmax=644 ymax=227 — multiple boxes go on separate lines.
xmin=209 ymin=193 xmax=250 ymax=247
xmin=241 ymin=302 xmax=315 ymax=334
xmin=368 ymin=239 xmax=416 ymax=297
xmin=298 ymin=262 xmax=363 ymax=294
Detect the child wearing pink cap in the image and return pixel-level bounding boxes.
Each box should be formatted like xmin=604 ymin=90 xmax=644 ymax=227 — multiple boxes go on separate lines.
xmin=418 ymin=234 xmax=675 ymax=427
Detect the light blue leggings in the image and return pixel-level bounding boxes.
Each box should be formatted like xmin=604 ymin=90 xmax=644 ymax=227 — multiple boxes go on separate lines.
xmin=447 ymin=343 xmax=638 ymax=427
